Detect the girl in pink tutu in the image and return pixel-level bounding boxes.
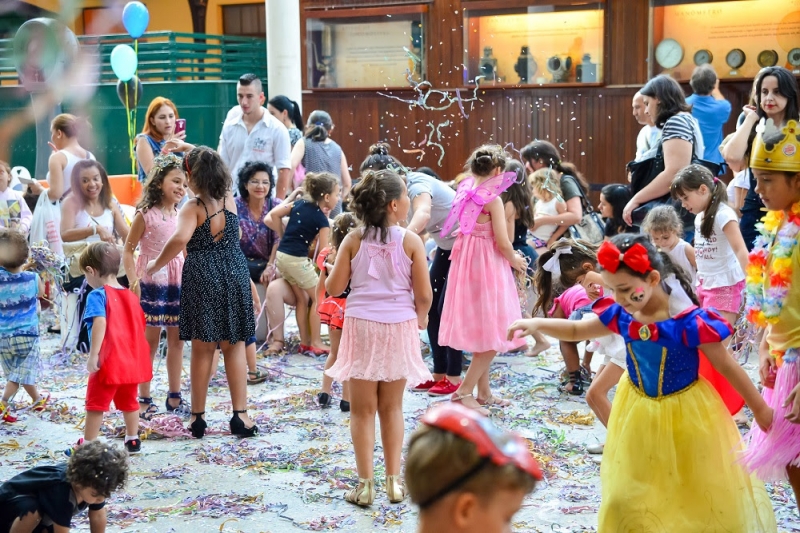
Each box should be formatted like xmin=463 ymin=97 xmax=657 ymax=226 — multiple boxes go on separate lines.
xmin=741 ymin=120 xmax=800 ymax=508
xmin=438 ymin=145 xmax=527 ymax=414
xmin=325 ymin=169 xmax=432 ymax=507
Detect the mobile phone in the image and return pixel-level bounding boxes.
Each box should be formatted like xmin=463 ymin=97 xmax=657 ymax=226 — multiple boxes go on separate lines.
xmin=174 ymin=119 xmax=186 ymax=135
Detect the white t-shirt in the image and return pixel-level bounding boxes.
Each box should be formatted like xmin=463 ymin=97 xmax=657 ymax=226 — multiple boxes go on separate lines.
xmin=635 ymin=125 xmax=659 ymax=161
xmin=218 ymin=107 xmax=291 ymax=189
xmin=532 ymin=197 xmax=559 ymax=241
xmin=665 ymin=238 xmax=697 ymax=288
xmin=694 ymin=203 xmax=744 ymax=289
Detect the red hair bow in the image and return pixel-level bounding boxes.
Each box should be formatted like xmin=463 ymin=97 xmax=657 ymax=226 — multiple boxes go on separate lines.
xmin=597 ymin=241 xmax=652 ymax=274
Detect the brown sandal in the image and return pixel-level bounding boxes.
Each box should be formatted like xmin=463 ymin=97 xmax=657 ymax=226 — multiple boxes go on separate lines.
xmin=264 ymin=340 xmax=285 ymax=356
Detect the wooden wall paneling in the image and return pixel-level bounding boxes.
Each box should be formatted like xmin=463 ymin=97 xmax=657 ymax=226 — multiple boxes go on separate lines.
xmin=606 ymin=0 xmax=649 ymax=86
xmin=427 ymin=0 xmax=464 ymax=89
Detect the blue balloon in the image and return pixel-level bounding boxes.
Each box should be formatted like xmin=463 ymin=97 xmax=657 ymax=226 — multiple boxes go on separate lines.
xmin=110 ymin=44 xmax=137 ymax=82
xmin=122 ymin=1 xmax=149 ymax=39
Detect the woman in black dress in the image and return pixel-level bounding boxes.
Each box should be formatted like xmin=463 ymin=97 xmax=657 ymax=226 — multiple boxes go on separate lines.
xmin=147 ymin=146 xmax=257 ymax=439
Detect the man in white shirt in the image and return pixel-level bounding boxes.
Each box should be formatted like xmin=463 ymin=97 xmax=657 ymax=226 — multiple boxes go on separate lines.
xmin=218 ymin=73 xmax=292 ymax=198
xmin=632 ymin=91 xmax=658 ymax=161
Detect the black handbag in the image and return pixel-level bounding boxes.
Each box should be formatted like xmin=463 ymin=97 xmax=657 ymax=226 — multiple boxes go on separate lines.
xmin=627 ymin=120 xmax=721 ymax=226
xmin=564 ymin=175 xmax=605 ymax=245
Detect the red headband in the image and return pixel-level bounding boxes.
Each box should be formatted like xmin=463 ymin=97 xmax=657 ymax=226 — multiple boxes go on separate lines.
xmin=598 ymin=241 xmax=652 ymax=274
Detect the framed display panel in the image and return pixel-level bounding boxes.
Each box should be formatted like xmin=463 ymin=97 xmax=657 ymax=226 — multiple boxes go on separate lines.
xmin=305 ymin=7 xmax=426 ymax=89
xmin=650 ymin=0 xmax=800 ymax=80
xmin=462 ymin=1 xmax=605 ymax=87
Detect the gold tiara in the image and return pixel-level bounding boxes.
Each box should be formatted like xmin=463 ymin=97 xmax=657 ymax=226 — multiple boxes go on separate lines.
xmin=749 ymin=118 xmax=799 ymax=173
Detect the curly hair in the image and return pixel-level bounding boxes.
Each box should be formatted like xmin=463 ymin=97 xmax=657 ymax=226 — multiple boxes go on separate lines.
xmin=66 ymin=440 xmax=128 ymax=498
xmin=466 ymin=144 xmax=509 ymax=177
xmin=237 ymin=161 xmax=274 ymax=201
xmin=137 ymin=154 xmax=185 ymax=212
xmin=184 ymin=146 xmax=230 ymax=200
xmin=0 ymin=229 xmax=29 ymax=269
xmin=330 ymin=212 xmax=357 ymax=249
xmin=303 ymin=172 xmax=338 ymax=203
xmin=349 ymin=169 xmax=406 ymax=243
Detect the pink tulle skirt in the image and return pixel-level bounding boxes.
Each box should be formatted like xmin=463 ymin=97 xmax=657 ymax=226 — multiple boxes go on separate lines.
xmin=439 ymin=222 xmax=526 ymax=354
xmin=326 ymin=317 xmax=432 ymax=385
xmin=742 ymin=358 xmax=800 ymax=481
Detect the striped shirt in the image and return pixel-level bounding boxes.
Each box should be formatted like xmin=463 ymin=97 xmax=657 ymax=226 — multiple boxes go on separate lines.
xmin=661 ymin=113 xmax=705 ymax=158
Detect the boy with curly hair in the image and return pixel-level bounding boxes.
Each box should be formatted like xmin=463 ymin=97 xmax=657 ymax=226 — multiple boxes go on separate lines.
xmin=0 ymin=439 xmax=128 ymax=532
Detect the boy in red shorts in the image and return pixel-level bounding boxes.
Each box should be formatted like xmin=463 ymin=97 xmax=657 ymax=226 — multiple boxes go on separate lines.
xmin=76 ymin=242 xmax=151 ymax=454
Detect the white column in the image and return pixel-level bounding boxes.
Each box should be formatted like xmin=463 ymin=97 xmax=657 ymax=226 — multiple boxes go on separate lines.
xmin=266 ymin=0 xmax=302 ymax=111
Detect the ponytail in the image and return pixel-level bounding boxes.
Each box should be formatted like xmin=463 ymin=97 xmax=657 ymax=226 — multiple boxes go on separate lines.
xmin=305 ymin=109 xmax=333 ymax=142
xmin=268 ymin=95 xmax=304 ymax=130
xmin=670 ymin=164 xmax=726 ymax=240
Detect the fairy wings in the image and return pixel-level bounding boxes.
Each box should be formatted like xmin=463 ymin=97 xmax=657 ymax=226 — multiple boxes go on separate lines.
xmin=440 ymin=171 xmax=518 ymax=237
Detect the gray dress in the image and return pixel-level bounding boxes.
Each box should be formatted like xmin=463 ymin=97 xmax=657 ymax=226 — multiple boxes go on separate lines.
xmin=303 ymin=139 xmax=344 ymax=217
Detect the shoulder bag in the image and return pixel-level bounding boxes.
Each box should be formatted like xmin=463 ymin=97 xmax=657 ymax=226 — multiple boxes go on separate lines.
xmin=564 ymin=175 xmax=605 ymax=245
xmin=627 ymin=116 xmax=721 ymax=226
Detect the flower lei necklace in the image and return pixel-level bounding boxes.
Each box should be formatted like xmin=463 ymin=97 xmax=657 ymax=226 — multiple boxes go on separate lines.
xmin=744 ymin=201 xmax=800 ymax=328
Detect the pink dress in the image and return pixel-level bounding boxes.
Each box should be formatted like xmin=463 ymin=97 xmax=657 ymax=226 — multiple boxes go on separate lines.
xmin=134 ymin=208 xmax=184 ymax=327
xmin=326 ymin=226 xmax=432 ymax=385
xmin=439 ymin=220 xmax=526 ymax=353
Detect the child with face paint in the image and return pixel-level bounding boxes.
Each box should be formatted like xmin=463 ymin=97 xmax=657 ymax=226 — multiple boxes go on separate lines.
xmin=509 ymin=234 xmax=776 ymax=532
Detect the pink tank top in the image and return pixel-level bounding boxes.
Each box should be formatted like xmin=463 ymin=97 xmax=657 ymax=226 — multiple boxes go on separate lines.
xmin=138 ymin=207 xmax=178 ymax=258
xmin=345 ymin=225 xmax=416 ymax=323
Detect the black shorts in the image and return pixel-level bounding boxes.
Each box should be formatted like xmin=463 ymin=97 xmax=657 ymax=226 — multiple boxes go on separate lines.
xmin=0 ymin=495 xmax=54 ymax=533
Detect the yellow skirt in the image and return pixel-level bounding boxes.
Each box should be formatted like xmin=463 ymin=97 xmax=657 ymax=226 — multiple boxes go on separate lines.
xmin=599 ymin=374 xmax=776 ymax=532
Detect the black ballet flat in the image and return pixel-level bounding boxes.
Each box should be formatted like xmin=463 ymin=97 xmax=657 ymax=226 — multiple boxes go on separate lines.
xmin=339 ymin=400 xmax=350 ymax=413
xmin=317 ymin=392 xmax=332 ymax=408
xmin=189 ymin=411 xmax=207 ymax=439
xmin=230 ymin=410 xmax=258 ymax=438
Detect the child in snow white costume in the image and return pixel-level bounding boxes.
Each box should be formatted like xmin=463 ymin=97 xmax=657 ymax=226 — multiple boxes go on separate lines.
xmin=509 ymin=234 xmax=776 ymax=532
xmin=741 ymin=119 xmax=800 ymax=510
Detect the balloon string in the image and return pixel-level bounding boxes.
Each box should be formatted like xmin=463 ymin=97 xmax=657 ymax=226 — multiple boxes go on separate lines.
xmin=133 ymin=39 xmax=138 ymax=176
xmin=124 ymin=82 xmax=135 ymax=175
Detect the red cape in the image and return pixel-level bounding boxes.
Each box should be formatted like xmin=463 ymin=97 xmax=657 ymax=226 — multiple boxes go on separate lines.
xmin=97 ymin=287 xmax=152 ymax=385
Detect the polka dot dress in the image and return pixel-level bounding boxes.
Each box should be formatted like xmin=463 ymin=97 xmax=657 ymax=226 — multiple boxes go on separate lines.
xmin=179 ymin=200 xmax=255 ymax=344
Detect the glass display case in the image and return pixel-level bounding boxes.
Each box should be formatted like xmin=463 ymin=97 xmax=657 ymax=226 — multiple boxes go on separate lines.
xmin=651 ymin=0 xmax=800 ymax=80
xmin=462 ymin=2 xmax=605 ymax=86
xmin=305 ymin=10 xmax=425 ymax=89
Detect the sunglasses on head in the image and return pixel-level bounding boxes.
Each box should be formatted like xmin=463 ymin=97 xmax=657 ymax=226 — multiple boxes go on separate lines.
xmin=417 ymin=403 xmax=542 ymax=509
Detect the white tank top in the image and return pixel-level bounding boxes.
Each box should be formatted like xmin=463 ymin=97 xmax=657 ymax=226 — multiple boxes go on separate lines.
xmin=74 ymin=207 xmax=113 ymax=243
xmin=47 ymin=149 xmax=95 ymax=198
xmin=666 ymin=239 xmax=698 ymax=288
